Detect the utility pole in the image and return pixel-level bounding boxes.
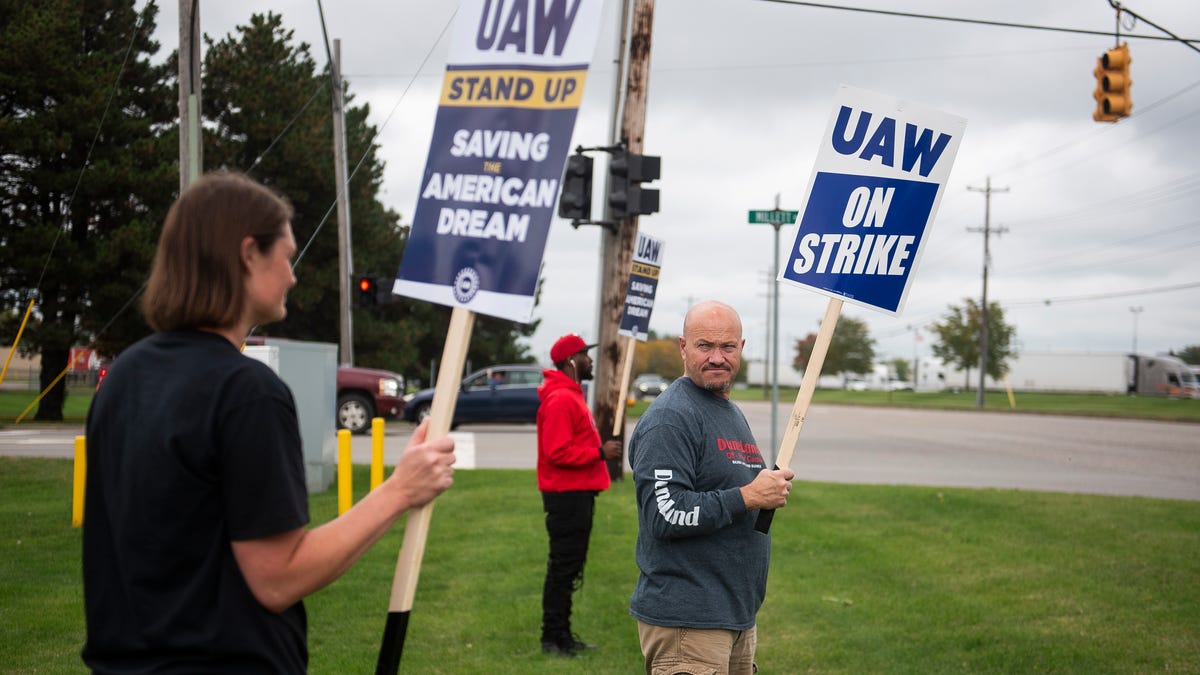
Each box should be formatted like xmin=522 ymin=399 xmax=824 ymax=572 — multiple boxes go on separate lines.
xmin=966 ymin=177 xmax=1008 ymax=408
xmin=331 ymin=39 xmax=354 ymax=366
xmin=177 ymin=0 xmax=202 ymax=189
xmin=595 ymin=0 xmax=654 ymax=480
xmin=758 ymin=268 xmax=772 ymax=399
xmin=1129 ymin=306 xmax=1143 ymax=354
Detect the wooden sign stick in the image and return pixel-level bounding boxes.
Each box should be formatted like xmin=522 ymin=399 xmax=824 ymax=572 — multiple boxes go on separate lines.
xmin=376 ymin=307 xmax=475 ymax=673
xmin=754 ymin=298 xmax=842 ymax=534
xmin=612 ymin=337 xmax=637 ymax=437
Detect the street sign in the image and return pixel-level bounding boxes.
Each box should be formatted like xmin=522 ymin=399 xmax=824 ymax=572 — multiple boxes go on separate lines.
xmin=748 ymin=209 xmax=799 ymax=225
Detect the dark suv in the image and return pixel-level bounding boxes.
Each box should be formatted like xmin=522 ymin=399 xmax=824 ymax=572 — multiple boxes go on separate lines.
xmin=403 ymin=364 xmax=543 ymax=427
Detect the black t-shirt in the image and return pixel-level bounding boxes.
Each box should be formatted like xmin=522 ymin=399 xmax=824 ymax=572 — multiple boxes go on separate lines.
xmin=82 ymin=330 xmax=310 ymax=673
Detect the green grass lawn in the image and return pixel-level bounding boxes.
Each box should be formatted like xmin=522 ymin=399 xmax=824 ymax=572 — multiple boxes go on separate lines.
xmin=2 ymin=459 xmax=1197 ymax=673
xmin=4 ymin=386 xmax=1200 ymax=427
xmin=0 ymin=388 xmax=92 ymax=424
xmin=732 ymin=387 xmax=1200 ymax=422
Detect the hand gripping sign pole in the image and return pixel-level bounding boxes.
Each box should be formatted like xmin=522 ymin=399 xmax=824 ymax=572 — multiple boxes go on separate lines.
xmin=376 ymin=308 xmax=474 ymax=673
xmin=755 ymin=85 xmax=966 ymax=534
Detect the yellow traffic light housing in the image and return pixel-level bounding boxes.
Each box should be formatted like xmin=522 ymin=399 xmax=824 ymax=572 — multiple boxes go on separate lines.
xmin=1093 ymin=43 xmax=1132 ymax=122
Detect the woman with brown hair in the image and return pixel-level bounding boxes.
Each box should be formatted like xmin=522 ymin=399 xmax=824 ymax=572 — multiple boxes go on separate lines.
xmin=82 ymin=172 xmax=455 ymax=672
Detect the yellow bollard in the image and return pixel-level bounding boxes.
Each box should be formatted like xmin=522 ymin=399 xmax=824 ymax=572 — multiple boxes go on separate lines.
xmin=72 ymin=436 xmax=86 ymax=527
xmin=338 ymin=429 xmax=352 ymax=515
xmin=370 ymin=417 xmax=385 ymax=491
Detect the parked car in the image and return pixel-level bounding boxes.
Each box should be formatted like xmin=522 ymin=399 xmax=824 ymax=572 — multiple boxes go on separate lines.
xmin=337 ymin=366 xmax=406 ymax=434
xmin=885 ymin=379 xmax=913 ymax=391
xmin=403 ymin=364 xmax=544 ymax=427
xmin=632 ymin=373 xmax=670 ymax=399
xmin=844 ymin=376 xmax=869 ymax=391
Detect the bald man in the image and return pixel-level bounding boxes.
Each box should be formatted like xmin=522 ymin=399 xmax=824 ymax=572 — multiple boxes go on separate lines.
xmin=627 ymin=300 xmax=795 ymax=675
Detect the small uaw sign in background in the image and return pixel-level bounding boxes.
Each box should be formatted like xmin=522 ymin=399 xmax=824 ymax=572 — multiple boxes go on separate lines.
xmin=618 ymin=232 xmax=665 ymax=341
xmin=780 ymin=85 xmax=967 ymax=315
xmin=391 ymin=0 xmax=605 ymax=323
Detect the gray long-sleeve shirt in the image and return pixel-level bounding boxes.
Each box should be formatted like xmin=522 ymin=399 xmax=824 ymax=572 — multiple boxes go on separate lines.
xmin=628 ymin=377 xmax=771 ymax=630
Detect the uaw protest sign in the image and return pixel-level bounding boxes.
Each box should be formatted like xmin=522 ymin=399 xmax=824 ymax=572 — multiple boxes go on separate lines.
xmin=392 ymin=0 xmax=605 ymax=323
xmin=618 ymin=232 xmax=665 ymax=341
xmin=780 ymin=86 xmax=967 ymax=315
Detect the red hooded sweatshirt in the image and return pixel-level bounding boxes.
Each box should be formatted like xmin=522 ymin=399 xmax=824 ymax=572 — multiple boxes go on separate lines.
xmin=536 ymin=369 xmax=612 ymax=493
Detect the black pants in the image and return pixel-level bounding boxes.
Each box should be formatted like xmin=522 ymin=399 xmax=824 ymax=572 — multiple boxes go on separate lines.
xmin=541 ymin=490 xmax=596 ymax=642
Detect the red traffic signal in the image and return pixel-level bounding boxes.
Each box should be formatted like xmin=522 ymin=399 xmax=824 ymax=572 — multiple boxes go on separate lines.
xmin=357 ymin=275 xmax=377 ymax=307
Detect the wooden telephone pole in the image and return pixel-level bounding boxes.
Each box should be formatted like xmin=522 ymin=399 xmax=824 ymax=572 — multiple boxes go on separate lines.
xmin=595 ymin=0 xmax=655 ymax=479
xmin=177 ymin=0 xmax=202 ymax=189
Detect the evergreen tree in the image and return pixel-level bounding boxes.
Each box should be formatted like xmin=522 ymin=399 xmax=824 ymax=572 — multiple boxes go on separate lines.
xmin=0 ymin=0 xmax=176 ymax=419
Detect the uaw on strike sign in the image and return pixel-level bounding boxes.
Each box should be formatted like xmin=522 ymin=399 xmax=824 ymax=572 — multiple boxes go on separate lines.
xmin=781 ymin=86 xmax=967 ymax=315
xmin=392 ymin=0 xmax=604 ymax=323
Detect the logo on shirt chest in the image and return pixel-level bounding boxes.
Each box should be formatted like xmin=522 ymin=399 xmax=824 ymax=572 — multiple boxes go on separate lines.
xmin=715 ymin=437 xmax=764 ymax=468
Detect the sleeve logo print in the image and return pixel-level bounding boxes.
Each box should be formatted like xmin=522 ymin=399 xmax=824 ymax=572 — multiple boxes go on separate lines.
xmin=653 ymin=469 xmax=699 ymax=526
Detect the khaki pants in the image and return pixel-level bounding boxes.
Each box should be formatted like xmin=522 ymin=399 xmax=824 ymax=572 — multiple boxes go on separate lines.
xmin=637 ymin=620 xmax=757 ymax=675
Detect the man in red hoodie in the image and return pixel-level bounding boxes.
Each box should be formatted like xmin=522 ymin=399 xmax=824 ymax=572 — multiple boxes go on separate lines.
xmin=536 ymin=333 xmax=623 ymax=656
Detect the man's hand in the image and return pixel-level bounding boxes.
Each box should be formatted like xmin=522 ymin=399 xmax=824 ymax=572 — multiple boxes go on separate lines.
xmin=387 ymin=420 xmax=456 ymax=511
xmin=601 ymin=439 xmax=623 ymax=462
xmin=740 ymin=466 xmax=796 ymax=510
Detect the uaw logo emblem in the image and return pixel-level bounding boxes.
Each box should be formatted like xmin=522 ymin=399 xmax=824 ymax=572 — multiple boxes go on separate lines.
xmin=453 ymin=266 xmax=481 ymax=304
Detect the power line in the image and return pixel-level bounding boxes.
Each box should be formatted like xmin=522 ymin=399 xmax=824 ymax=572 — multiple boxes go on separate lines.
xmin=754 ymin=0 xmax=1199 ymax=44
xmin=291 ymin=4 xmax=457 ymax=272
xmin=1004 ymin=280 xmax=1200 ymax=307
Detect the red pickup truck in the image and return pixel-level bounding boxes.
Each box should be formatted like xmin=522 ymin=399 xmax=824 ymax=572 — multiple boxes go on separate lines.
xmin=335 ymin=365 xmax=406 ymax=434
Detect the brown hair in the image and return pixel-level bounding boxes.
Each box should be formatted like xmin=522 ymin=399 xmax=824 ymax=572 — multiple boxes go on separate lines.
xmin=141 ymin=172 xmax=294 ymax=331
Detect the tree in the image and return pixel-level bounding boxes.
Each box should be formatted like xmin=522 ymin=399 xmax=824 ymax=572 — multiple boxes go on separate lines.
xmin=1172 ymin=345 xmax=1200 ymax=365
xmin=0 ymin=0 xmax=176 ymax=419
xmin=793 ymin=315 xmax=875 ymax=376
xmin=631 ymin=338 xmax=683 ymax=380
xmin=888 ymin=357 xmax=910 ymax=381
xmin=929 ymin=298 xmax=1016 ymax=388
xmin=201 ymin=13 xmax=534 ymax=384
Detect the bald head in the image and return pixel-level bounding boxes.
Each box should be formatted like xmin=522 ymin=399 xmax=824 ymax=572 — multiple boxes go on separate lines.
xmin=682 ymin=300 xmax=742 ymax=339
xmin=679 ymin=300 xmax=744 ymax=398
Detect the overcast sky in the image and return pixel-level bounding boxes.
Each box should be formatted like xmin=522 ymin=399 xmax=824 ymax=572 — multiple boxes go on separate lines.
xmin=147 ymin=0 xmax=1200 ymax=369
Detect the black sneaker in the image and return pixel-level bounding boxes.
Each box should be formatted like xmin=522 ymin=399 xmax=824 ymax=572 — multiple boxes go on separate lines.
xmin=541 ymin=640 xmax=577 ymax=657
xmin=567 ymin=634 xmax=597 ymax=650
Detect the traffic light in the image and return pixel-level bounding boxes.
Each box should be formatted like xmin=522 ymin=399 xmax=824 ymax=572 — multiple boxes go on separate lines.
xmin=357 ymin=275 xmax=376 ymax=307
xmin=1093 ymin=43 xmax=1132 ymax=122
xmin=557 ymin=153 xmax=593 ymax=221
xmin=607 ymin=148 xmax=661 ymax=220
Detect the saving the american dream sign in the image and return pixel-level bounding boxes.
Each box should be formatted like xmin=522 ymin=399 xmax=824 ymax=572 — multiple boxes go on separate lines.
xmin=391 ymin=0 xmax=605 ymax=323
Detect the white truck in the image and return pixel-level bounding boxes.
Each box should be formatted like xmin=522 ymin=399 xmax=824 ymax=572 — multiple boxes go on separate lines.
xmin=1002 ymin=351 xmax=1199 ymax=397
xmin=1130 ymin=353 xmax=1200 ymax=397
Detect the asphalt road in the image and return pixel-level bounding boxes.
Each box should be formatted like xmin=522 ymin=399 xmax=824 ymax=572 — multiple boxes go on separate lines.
xmin=4 ymin=401 xmax=1196 ymax=501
